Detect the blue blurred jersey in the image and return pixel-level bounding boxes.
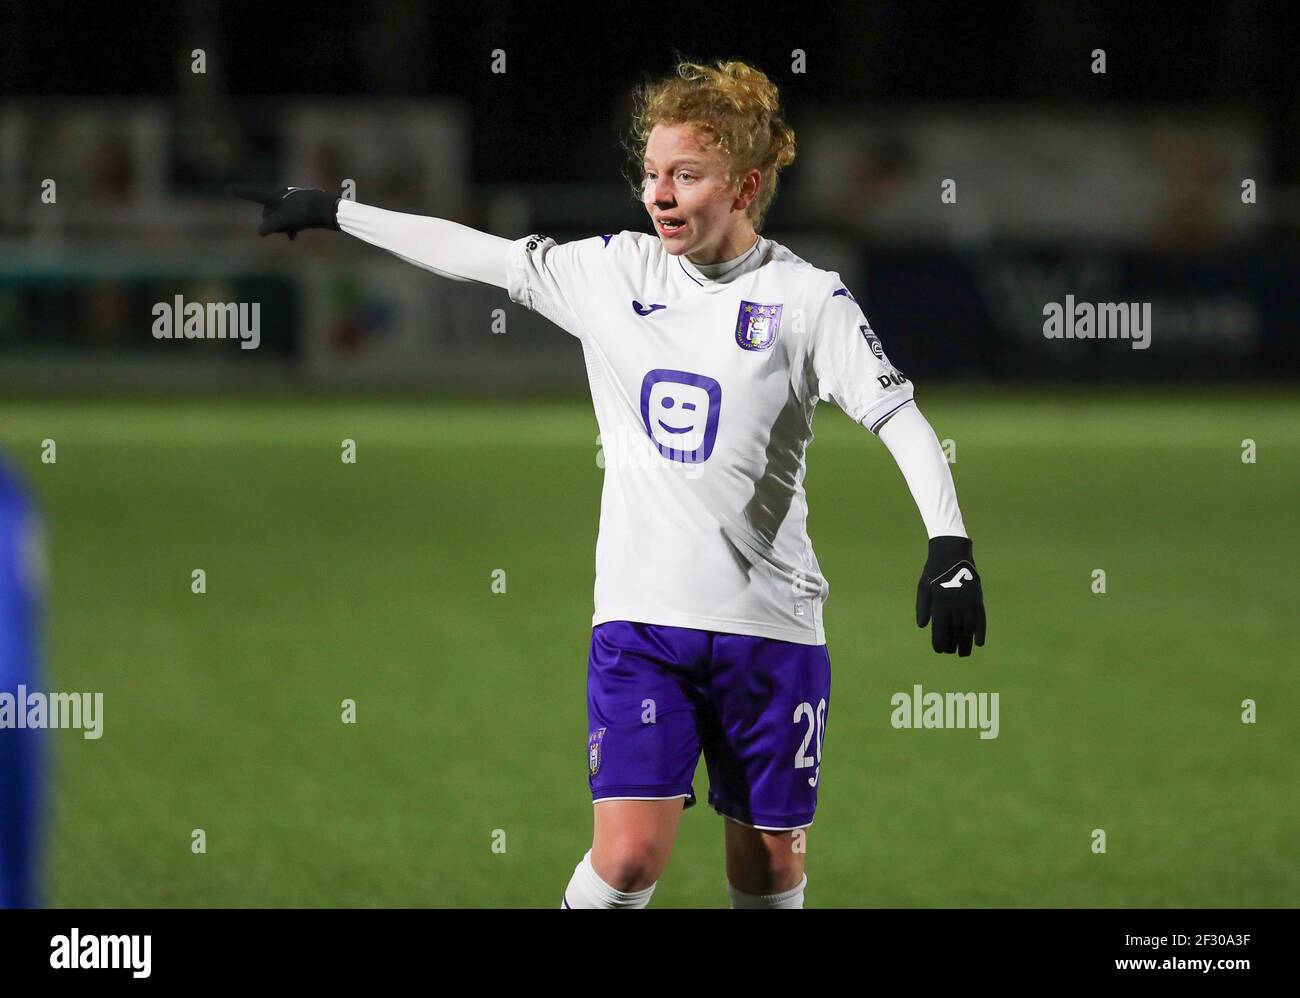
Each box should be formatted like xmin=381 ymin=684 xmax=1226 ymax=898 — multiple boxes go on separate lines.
xmin=0 ymin=458 xmax=44 ymax=908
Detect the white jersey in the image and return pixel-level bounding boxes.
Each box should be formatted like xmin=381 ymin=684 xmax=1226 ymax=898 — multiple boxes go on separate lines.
xmin=506 ymin=230 xmax=915 ymax=645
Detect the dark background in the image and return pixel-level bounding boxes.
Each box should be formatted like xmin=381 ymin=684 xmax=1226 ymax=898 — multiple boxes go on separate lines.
xmin=1 ymin=0 xmax=1297 ymax=384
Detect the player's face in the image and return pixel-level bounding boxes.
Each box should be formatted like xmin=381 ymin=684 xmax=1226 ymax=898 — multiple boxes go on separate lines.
xmin=642 ymin=124 xmax=757 ymax=263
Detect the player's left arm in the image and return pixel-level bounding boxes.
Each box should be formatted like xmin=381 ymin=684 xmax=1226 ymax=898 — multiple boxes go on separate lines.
xmin=876 ymin=405 xmax=986 ymax=656
xmin=807 ymin=279 xmax=986 ymax=656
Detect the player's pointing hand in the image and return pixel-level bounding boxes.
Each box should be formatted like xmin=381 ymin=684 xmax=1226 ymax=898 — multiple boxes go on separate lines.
xmin=916 ymin=535 xmax=987 ymax=656
xmin=227 ymin=185 xmax=341 ymax=240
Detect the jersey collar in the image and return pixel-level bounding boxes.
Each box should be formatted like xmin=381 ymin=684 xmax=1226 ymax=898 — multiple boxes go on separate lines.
xmin=673 ymin=235 xmax=766 ymax=292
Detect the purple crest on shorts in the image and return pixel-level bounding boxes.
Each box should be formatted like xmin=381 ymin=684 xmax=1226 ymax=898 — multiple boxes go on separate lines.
xmin=735 ymin=301 xmax=782 ymax=351
xmin=588 ymin=727 xmax=607 ymax=776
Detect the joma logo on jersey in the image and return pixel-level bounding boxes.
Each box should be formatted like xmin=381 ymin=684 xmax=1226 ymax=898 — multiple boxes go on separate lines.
xmin=735 ymin=301 xmax=782 ymax=351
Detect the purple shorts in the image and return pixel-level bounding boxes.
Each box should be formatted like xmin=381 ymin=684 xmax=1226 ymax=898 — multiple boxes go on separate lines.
xmin=586 ymin=620 xmax=832 ymax=830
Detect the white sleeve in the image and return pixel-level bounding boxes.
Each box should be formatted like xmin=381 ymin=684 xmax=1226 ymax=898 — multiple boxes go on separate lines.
xmin=504 ymin=232 xmax=614 ymax=339
xmin=876 ymin=402 xmax=968 ymax=539
xmin=807 ymin=279 xmax=915 ymax=432
xmin=335 ymin=199 xmax=510 ymax=288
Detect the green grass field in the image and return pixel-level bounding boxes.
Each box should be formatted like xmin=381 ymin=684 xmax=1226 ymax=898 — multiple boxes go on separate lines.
xmin=1 ymin=388 xmax=1296 ymax=907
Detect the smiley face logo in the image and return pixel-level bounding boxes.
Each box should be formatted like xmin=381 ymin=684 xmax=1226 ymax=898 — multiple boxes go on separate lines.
xmin=639 ymin=369 xmax=722 ymax=463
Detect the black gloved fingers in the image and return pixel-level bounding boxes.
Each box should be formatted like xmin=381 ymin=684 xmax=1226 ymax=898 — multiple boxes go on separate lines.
xmin=227 ymin=184 xmax=283 ymax=207
xmin=931 ymin=610 xmax=949 ymax=653
xmin=916 ymin=583 xmax=932 ymax=628
xmin=957 ymin=609 xmax=975 ymax=657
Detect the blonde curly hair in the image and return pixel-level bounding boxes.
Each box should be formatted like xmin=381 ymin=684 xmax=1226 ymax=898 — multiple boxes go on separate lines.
xmin=624 ymin=57 xmax=797 ymax=234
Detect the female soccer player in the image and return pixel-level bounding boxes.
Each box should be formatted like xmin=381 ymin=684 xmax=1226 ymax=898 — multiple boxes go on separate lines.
xmin=233 ymin=58 xmax=986 ymax=910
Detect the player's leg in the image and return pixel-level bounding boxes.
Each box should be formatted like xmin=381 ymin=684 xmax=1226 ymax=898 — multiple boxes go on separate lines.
xmin=561 ymin=798 xmax=685 ymax=908
xmin=723 ymin=818 xmax=807 ymax=908
xmin=703 ymin=632 xmax=831 ymax=909
xmin=562 ymin=621 xmax=710 ymax=909
xmin=0 ymin=471 xmax=43 ymax=909
xmin=592 ymin=798 xmax=685 ymax=889
xmin=0 ymin=725 xmax=42 ymax=909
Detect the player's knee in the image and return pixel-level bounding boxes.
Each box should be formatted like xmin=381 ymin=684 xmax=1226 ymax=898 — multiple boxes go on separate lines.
xmin=592 ymin=840 xmax=667 ymax=891
xmin=729 ymin=854 xmax=804 ymax=896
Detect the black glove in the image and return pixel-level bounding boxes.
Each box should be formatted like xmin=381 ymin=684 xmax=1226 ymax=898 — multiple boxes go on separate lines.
xmin=916 ymin=535 xmax=986 ymax=656
xmin=227 ymin=185 xmax=340 ymax=240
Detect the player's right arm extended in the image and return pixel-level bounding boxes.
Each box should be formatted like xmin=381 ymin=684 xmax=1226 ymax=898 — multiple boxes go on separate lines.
xmin=336 ymin=199 xmax=509 ymax=289
xmin=228 ymin=185 xmax=510 ymax=289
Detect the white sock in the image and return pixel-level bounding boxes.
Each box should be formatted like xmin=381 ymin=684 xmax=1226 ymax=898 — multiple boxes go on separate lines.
xmin=561 ymin=849 xmax=657 ymax=909
xmin=727 ymin=872 xmax=807 ymax=909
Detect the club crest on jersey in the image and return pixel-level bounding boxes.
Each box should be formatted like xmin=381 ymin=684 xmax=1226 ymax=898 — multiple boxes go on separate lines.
xmin=735 ymin=301 xmax=782 ymax=351
xmin=588 ymin=727 xmax=607 ymax=777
